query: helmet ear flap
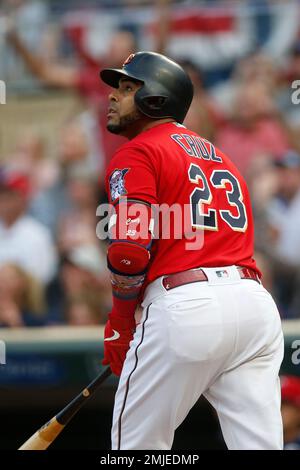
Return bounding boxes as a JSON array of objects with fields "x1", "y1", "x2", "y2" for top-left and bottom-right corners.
[
  {"x1": 142, "y1": 96, "x2": 168, "y2": 111},
  {"x1": 135, "y1": 86, "x2": 170, "y2": 118}
]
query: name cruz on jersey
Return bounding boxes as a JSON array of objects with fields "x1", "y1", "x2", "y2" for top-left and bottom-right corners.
[{"x1": 171, "y1": 134, "x2": 222, "y2": 162}]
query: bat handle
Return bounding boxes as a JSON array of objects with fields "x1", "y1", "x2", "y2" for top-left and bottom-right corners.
[{"x1": 56, "y1": 367, "x2": 112, "y2": 425}]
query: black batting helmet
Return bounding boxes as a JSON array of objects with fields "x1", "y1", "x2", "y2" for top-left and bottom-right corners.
[{"x1": 100, "y1": 51, "x2": 194, "y2": 124}]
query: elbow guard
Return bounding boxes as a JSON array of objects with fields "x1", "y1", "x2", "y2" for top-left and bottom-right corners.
[
  {"x1": 107, "y1": 241, "x2": 150, "y2": 276},
  {"x1": 107, "y1": 200, "x2": 153, "y2": 276}
]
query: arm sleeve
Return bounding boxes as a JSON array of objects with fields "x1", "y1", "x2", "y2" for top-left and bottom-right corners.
[{"x1": 105, "y1": 145, "x2": 157, "y2": 323}]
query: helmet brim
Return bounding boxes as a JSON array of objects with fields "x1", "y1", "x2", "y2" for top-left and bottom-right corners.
[{"x1": 100, "y1": 68, "x2": 144, "y2": 88}]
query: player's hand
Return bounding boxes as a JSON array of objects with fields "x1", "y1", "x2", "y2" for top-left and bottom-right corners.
[{"x1": 102, "y1": 313, "x2": 135, "y2": 376}]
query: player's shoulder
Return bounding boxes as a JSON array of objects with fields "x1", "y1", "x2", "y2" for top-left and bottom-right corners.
[
  {"x1": 108, "y1": 133, "x2": 156, "y2": 169},
  {"x1": 111, "y1": 122, "x2": 185, "y2": 158},
  {"x1": 112, "y1": 138, "x2": 148, "y2": 156}
]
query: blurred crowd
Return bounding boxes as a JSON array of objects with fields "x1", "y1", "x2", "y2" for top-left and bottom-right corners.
[
  {"x1": 1, "y1": 0, "x2": 300, "y2": 326},
  {"x1": 281, "y1": 375, "x2": 300, "y2": 449}
]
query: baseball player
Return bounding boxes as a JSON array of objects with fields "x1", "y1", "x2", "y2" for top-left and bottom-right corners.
[{"x1": 99, "y1": 52, "x2": 284, "y2": 450}]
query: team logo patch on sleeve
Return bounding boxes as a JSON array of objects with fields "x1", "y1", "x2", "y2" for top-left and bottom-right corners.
[{"x1": 109, "y1": 168, "x2": 129, "y2": 201}]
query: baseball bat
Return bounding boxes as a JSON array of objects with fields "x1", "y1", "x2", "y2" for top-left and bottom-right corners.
[{"x1": 18, "y1": 367, "x2": 112, "y2": 450}]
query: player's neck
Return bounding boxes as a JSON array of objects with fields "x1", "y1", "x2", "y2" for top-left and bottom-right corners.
[
  {"x1": 142, "y1": 118, "x2": 175, "y2": 133},
  {"x1": 125, "y1": 118, "x2": 175, "y2": 140}
]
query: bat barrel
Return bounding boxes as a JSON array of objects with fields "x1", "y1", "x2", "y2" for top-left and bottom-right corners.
[{"x1": 18, "y1": 367, "x2": 111, "y2": 450}]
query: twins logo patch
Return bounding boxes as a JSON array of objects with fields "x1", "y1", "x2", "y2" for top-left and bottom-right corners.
[
  {"x1": 109, "y1": 168, "x2": 129, "y2": 201},
  {"x1": 123, "y1": 53, "x2": 135, "y2": 66}
]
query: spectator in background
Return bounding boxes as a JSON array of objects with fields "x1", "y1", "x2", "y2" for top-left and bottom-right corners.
[
  {"x1": 150, "y1": 1, "x2": 299, "y2": 91},
  {"x1": 6, "y1": 25, "x2": 136, "y2": 169},
  {"x1": 0, "y1": 168, "x2": 58, "y2": 284},
  {"x1": 284, "y1": 41, "x2": 300, "y2": 88},
  {"x1": 61, "y1": 244, "x2": 109, "y2": 300},
  {"x1": 0, "y1": 0, "x2": 51, "y2": 88},
  {"x1": 46, "y1": 244, "x2": 110, "y2": 325},
  {"x1": 57, "y1": 173, "x2": 100, "y2": 254},
  {"x1": 57, "y1": 115, "x2": 100, "y2": 179},
  {"x1": 278, "y1": 40, "x2": 300, "y2": 154},
  {"x1": 6, "y1": 127, "x2": 59, "y2": 193},
  {"x1": 267, "y1": 151, "x2": 300, "y2": 266},
  {"x1": 248, "y1": 155, "x2": 279, "y2": 294},
  {"x1": 281, "y1": 375, "x2": 300, "y2": 450},
  {"x1": 262, "y1": 150, "x2": 300, "y2": 318},
  {"x1": 215, "y1": 81, "x2": 290, "y2": 178},
  {"x1": 29, "y1": 115, "x2": 100, "y2": 236},
  {"x1": 150, "y1": 2, "x2": 269, "y2": 77},
  {"x1": 246, "y1": 149, "x2": 300, "y2": 318},
  {"x1": 5, "y1": 0, "x2": 171, "y2": 170},
  {"x1": 211, "y1": 52, "x2": 280, "y2": 115},
  {"x1": 181, "y1": 59, "x2": 224, "y2": 141},
  {"x1": 0, "y1": 263, "x2": 46, "y2": 327},
  {"x1": 65, "y1": 294, "x2": 107, "y2": 326}
]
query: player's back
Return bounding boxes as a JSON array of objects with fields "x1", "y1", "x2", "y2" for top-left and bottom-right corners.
[{"x1": 106, "y1": 122, "x2": 259, "y2": 285}]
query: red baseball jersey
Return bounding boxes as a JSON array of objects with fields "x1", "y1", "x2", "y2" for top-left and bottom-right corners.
[{"x1": 105, "y1": 122, "x2": 260, "y2": 287}]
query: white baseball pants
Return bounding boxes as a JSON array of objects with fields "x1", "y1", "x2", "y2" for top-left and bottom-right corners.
[{"x1": 111, "y1": 265, "x2": 284, "y2": 450}]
